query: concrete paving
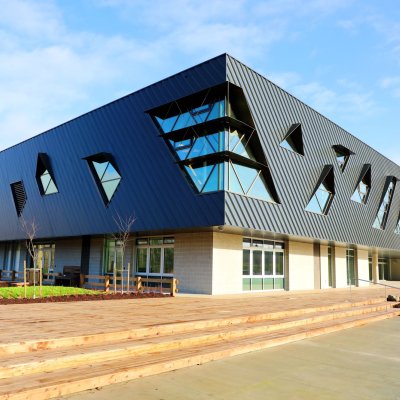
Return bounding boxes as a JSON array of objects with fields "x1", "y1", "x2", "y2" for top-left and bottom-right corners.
[{"x1": 63, "y1": 317, "x2": 400, "y2": 400}]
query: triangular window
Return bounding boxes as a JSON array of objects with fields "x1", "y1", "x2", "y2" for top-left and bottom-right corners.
[
  {"x1": 36, "y1": 153, "x2": 58, "y2": 196},
  {"x1": 305, "y1": 165, "x2": 335, "y2": 215},
  {"x1": 373, "y1": 176, "x2": 396, "y2": 230},
  {"x1": 11, "y1": 181, "x2": 27, "y2": 217},
  {"x1": 332, "y1": 145, "x2": 353, "y2": 172},
  {"x1": 85, "y1": 153, "x2": 122, "y2": 205},
  {"x1": 351, "y1": 164, "x2": 371, "y2": 204},
  {"x1": 280, "y1": 123, "x2": 304, "y2": 155}
]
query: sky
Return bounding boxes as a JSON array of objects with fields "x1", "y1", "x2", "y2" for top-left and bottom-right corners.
[{"x1": 0, "y1": 0, "x2": 400, "y2": 163}]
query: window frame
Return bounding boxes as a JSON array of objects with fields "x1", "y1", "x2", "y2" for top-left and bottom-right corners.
[
  {"x1": 84, "y1": 153, "x2": 122, "y2": 206},
  {"x1": 135, "y1": 236, "x2": 175, "y2": 277}
]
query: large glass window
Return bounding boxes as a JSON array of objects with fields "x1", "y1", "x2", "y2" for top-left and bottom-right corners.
[
  {"x1": 242, "y1": 238, "x2": 285, "y2": 291},
  {"x1": 151, "y1": 83, "x2": 280, "y2": 204},
  {"x1": 135, "y1": 237, "x2": 174, "y2": 276},
  {"x1": 156, "y1": 99, "x2": 225, "y2": 133}
]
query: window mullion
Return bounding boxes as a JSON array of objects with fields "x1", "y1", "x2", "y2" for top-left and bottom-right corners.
[{"x1": 231, "y1": 162, "x2": 246, "y2": 194}]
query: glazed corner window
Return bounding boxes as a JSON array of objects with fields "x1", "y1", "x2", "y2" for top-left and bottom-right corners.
[
  {"x1": 373, "y1": 176, "x2": 396, "y2": 230},
  {"x1": 35, "y1": 153, "x2": 58, "y2": 195},
  {"x1": 305, "y1": 165, "x2": 335, "y2": 215},
  {"x1": 85, "y1": 153, "x2": 121, "y2": 205}
]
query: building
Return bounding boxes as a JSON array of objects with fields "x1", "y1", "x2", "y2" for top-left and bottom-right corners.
[{"x1": 0, "y1": 53, "x2": 399, "y2": 294}]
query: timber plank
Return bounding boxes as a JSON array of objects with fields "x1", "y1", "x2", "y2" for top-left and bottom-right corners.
[
  {"x1": 0, "y1": 302, "x2": 395, "y2": 379},
  {"x1": 0, "y1": 308, "x2": 398, "y2": 400}
]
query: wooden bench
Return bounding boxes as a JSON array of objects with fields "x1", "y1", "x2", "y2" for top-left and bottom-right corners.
[{"x1": 55, "y1": 266, "x2": 81, "y2": 287}]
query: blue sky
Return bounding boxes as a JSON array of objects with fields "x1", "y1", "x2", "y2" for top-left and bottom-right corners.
[{"x1": 0, "y1": 0, "x2": 399, "y2": 163}]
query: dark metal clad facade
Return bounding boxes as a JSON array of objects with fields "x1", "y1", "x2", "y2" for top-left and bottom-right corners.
[
  {"x1": 2, "y1": 53, "x2": 400, "y2": 252},
  {"x1": 0, "y1": 55, "x2": 227, "y2": 241},
  {"x1": 225, "y1": 55, "x2": 400, "y2": 250}
]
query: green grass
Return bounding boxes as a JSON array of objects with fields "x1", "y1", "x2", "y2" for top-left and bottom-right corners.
[{"x1": 0, "y1": 286, "x2": 101, "y2": 299}]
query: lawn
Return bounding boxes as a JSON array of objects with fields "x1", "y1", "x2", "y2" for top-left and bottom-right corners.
[{"x1": 0, "y1": 286, "x2": 101, "y2": 299}]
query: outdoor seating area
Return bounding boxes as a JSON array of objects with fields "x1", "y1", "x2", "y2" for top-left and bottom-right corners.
[{"x1": 54, "y1": 266, "x2": 81, "y2": 287}]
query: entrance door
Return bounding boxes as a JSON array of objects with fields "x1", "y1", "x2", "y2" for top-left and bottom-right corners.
[
  {"x1": 378, "y1": 258, "x2": 389, "y2": 280},
  {"x1": 36, "y1": 244, "x2": 55, "y2": 273}
]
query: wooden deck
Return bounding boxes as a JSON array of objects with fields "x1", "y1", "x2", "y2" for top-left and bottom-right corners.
[
  {"x1": 0, "y1": 286, "x2": 391, "y2": 345},
  {"x1": 0, "y1": 286, "x2": 398, "y2": 399}
]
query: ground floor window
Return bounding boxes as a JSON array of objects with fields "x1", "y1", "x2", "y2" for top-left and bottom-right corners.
[
  {"x1": 327, "y1": 246, "x2": 333, "y2": 287},
  {"x1": 346, "y1": 248, "x2": 355, "y2": 286},
  {"x1": 368, "y1": 257, "x2": 372, "y2": 281},
  {"x1": 242, "y1": 238, "x2": 284, "y2": 291},
  {"x1": 103, "y1": 239, "x2": 123, "y2": 274},
  {"x1": 135, "y1": 237, "x2": 174, "y2": 276}
]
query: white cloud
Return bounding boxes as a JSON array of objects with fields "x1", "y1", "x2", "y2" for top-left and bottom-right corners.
[{"x1": 380, "y1": 76, "x2": 400, "y2": 97}]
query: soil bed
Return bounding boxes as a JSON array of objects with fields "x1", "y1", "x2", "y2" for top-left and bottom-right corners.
[{"x1": 0, "y1": 292, "x2": 168, "y2": 305}]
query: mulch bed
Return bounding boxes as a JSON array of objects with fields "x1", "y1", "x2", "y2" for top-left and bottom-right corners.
[{"x1": 0, "y1": 292, "x2": 168, "y2": 305}]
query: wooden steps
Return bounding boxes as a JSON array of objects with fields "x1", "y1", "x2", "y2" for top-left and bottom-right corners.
[{"x1": 0, "y1": 298, "x2": 398, "y2": 399}]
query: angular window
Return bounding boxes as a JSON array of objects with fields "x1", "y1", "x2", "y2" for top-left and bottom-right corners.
[
  {"x1": 36, "y1": 153, "x2": 58, "y2": 195},
  {"x1": 305, "y1": 165, "x2": 335, "y2": 215},
  {"x1": 351, "y1": 164, "x2": 371, "y2": 204},
  {"x1": 280, "y1": 123, "x2": 304, "y2": 155},
  {"x1": 395, "y1": 214, "x2": 400, "y2": 235},
  {"x1": 373, "y1": 176, "x2": 396, "y2": 230},
  {"x1": 227, "y1": 162, "x2": 275, "y2": 202},
  {"x1": 85, "y1": 153, "x2": 121, "y2": 205},
  {"x1": 332, "y1": 145, "x2": 354, "y2": 172},
  {"x1": 155, "y1": 100, "x2": 225, "y2": 134},
  {"x1": 10, "y1": 181, "x2": 27, "y2": 217},
  {"x1": 149, "y1": 82, "x2": 280, "y2": 204}
]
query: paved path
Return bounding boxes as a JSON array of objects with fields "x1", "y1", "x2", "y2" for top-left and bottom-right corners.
[
  {"x1": 0, "y1": 286, "x2": 391, "y2": 344},
  {"x1": 63, "y1": 317, "x2": 400, "y2": 400}
]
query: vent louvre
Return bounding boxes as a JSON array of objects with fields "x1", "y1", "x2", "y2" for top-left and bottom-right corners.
[{"x1": 11, "y1": 181, "x2": 27, "y2": 217}]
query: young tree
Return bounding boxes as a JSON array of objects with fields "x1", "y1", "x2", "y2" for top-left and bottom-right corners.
[
  {"x1": 112, "y1": 213, "x2": 136, "y2": 293},
  {"x1": 20, "y1": 218, "x2": 41, "y2": 298}
]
